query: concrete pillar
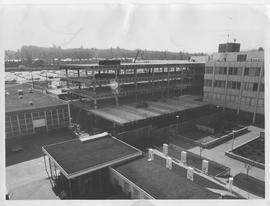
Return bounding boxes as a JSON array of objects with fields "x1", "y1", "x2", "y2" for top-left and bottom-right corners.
[
  {"x1": 202, "y1": 160, "x2": 209, "y2": 175},
  {"x1": 228, "y1": 177, "x2": 233, "y2": 192},
  {"x1": 181, "y1": 151, "x2": 187, "y2": 164},
  {"x1": 148, "y1": 148, "x2": 154, "y2": 161},
  {"x1": 163, "y1": 144, "x2": 168, "y2": 156},
  {"x1": 94, "y1": 99, "x2": 97, "y2": 109},
  {"x1": 187, "y1": 167, "x2": 194, "y2": 181},
  {"x1": 166, "y1": 157, "x2": 172, "y2": 170}
]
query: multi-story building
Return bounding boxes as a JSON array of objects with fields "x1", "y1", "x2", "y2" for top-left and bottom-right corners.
[{"x1": 203, "y1": 43, "x2": 264, "y2": 124}]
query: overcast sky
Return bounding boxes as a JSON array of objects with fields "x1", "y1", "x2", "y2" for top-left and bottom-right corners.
[{"x1": 2, "y1": 4, "x2": 269, "y2": 53}]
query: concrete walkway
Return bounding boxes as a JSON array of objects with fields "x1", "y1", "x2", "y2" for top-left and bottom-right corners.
[
  {"x1": 6, "y1": 157, "x2": 58, "y2": 200},
  {"x1": 188, "y1": 126, "x2": 265, "y2": 182}
]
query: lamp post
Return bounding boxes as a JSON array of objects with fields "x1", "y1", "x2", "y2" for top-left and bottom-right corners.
[
  {"x1": 176, "y1": 115, "x2": 180, "y2": 133},
  {"x1": 231, "y1": 130, "x2": 235, "y2": 151}
]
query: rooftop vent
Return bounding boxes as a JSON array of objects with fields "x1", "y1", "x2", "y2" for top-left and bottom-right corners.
[
  {"x1": 18, "y1": 90, "x2": 23, "y2": 95},
  {"x1": 29, "y1": 101, "x2": 33, "y2": 105},
  {"x1": 5, "y1": 92, "x2": 10, "y2": 95},
  {"x1": 79, "y1": 132, "x2": 109, "y2": 143},
  {"x1": 19, "y1": 95, "x2": 23, "y2": 99}
]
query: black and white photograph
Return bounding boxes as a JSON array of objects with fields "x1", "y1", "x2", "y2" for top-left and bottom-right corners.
[{"x1": 1, "y1": 0, "x2": 269, "y2": 203}]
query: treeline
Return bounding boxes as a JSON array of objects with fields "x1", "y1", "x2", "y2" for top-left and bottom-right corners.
[{"x1": 5, "y1": 45, "x2": 206, "y2": 66}]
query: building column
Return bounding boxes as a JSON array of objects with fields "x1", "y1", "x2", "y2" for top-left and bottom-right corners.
[
  {"x1": 237, "y1": 65, "x2": 246, "y2": 115},
  {"x1": 44, "y1": 111, "x2": 49, "y2": 132},
  {"x1": 16, "y1": 114, "x2": 22, "y2": 136},
  {"x1": 67, "y1": 101, "x2": 72, "y2": 127},
  {"x1": 115, "y1": 69, "x2": 119, "y2": 106},
  {"x1": 253, "y1": 65, "x2": 263, "y2": 124},
  {"x1": 167, "y1": 67, "x2": 170, "y2": 97}
]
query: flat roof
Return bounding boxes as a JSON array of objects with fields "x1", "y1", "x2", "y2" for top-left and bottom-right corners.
[
  {"x1": 60, "y1": 61, "x2": 204, "y2": 70},
  {"x1": 42, "y1": 134, "x2": 142, "y2": 179},
  {"x1": 113, "y1": 157, "x2": 220, "y2": 199},
  {"x1": 72, "y1": 95, "x2": 208, "y2": 125},
  {"x1": 5, "y1": 83, "x2": 67, "y2": 113}
]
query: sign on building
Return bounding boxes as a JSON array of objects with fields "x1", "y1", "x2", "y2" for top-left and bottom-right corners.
[{"x1": 33, "y1": 119, "x2": 46, "y2": 128}]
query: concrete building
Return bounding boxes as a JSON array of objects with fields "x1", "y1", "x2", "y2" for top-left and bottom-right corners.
[
  {"x1": 5, "y1": 83, "x2": 71, "y2": 139},
  {"x1": 203, "y1": 44, "x2": 264, "y2": 124}
]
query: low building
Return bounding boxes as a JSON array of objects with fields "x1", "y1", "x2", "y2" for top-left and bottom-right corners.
[
  {"x1": 5, "y1": 83, "x2": 71, "y2": 139},
  {"x1": 42, "y1": 132, "x2": 142, "y2": 199}
]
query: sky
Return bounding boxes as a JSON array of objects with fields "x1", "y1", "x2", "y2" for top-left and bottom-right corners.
[{"x1": 2, "y1": 4, "x2": 269, "y2": 53}]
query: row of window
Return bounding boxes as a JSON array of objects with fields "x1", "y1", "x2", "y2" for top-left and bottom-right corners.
[
  {"x1": 204, "y1": 92, "x2": 264, "y2": 107},
  {"x1": 204, "y1": 80, "x2": 264, "y2": 92},
  {"x1": 205, "y1": 66, "x2": 262, "y2": 77},
  {"x1": 6, "y1": 107, "x2": 69, "y2": 138}
]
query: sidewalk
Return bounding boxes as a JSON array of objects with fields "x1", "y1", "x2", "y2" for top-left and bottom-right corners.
[
  {"x1": 6, "y1": 157, "x2": 58, "y2": 200},
  {"x1": 188, "y1": 126, "x2": 265, "y2": 181}
]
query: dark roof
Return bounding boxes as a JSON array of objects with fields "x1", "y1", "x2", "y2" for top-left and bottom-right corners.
[
  {"x1": 42, "y1": 135, "x2": 142, "y2": 178},
  {"x1": 5, "y1": 83, "x2": 66, "y2": 112},
  {"x1": 114, "y1": 157, "x2": 220, "y2": 199}
]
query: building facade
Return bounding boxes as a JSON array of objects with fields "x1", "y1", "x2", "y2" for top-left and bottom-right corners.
[
  {"x1": 203, "y1": 49, "x2": 264, "y2": 123},
  {"x1": 6, "y1": 105, "x2": 70, "y2": 139}
]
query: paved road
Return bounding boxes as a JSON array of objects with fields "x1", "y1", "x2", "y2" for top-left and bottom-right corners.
[{"x1": 188, "y1": 126, "x2": 265, "y2": 181}]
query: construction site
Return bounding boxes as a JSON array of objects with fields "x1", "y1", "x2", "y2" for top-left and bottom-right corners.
[{"x1": 5, "y1": 57, "x2": 265, "y2": 200}]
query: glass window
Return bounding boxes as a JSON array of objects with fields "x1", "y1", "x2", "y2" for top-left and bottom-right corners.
[
  {"x1": 244, "y1": 68, "x2": 249, "y2": 76},
  {"x1": 237, "y1": 54, "x2": 247, "y2": 62},
  {"x1": 253, "y1": 83, "x2": 258, "y2": 91}
]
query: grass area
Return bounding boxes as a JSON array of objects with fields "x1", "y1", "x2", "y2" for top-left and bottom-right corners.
[
  {"x1": 179, "y1": 127, "x2": 212, "y2": 141},
  {"x1": 232, "y1": 137, "x2": 264, "y2": 164},
  {"x1": 6, "y1": 129, "x2": 76, "y2": 166},
  {"x1": 233, "y1": 173, "x2": 265, "y2": 198}
]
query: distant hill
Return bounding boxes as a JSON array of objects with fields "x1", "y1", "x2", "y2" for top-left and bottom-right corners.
[{"x1": 5, "y1": 45, "x2": 206, "y2": 66}]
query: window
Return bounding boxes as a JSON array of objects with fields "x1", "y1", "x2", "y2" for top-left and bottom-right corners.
[
  {"x1": 205, "y1": 66, "x2": 213, "y2": 74},
  {"x1": 215, "y1": 67, "x2": 227, "y2": 75},
  {"x1": 244, "y1": 68, "x2": 249, "y2": 76},
  {"x1": 204, "y1": 79, "x2": 212, "y2": 87},
  {"x1": 227, "y1": 81, "x2": 241, "y2": 90},
  {"x1": 237, "y1": 54, "x2": 247, "y2": 62},
  {"x1": 260, "y1": 83, "x2": 264, "y2": 92},
  {"x1": 253, "y1": 83, "x2": 258, "y2": 91},
  {"x1": 214, "y1": 80, "x2": 226, "y2": 88},
  {"x1": 229, "y1": 67, "x2": 242, "y2": 75},
  {"x1": 244, "y1": 67, "x2": 260, "y2": 76}
]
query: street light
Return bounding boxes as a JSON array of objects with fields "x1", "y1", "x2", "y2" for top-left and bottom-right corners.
[
  {"x1": 231, "y1": 130, "x2": 235, "y2": 151},
  {"x1": 176, "y1": 115, "x2": 180, "y2": 133}
]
